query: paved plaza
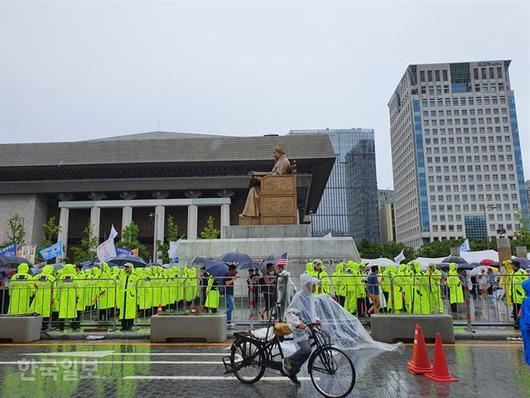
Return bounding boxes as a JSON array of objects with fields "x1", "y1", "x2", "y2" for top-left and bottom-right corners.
[{"x1": 0, "y1": 340, "x2": 528, "y2": 398}]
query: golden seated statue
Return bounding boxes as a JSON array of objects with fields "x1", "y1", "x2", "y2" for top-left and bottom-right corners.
[{"x1": 239, "y1": 144, "x2": 297, "y2": 226}]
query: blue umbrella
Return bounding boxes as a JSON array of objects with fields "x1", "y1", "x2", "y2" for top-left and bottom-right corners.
[
  {"x1": 218, "y1": 252, "x2": 255, "y2": 269},
  {"x1": 108, "y1": 255, "x2": 147, "y2": 268},
  {"x1": 191, "y1": 256, "x2": 229, "y2": 277}
]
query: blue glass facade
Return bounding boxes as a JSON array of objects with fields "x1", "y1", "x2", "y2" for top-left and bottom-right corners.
[
  {"x1": 412, "y1": 100, "x2": 430, "y2": 232},
  {"x1": 289, "y1": 129, "x2": 380, "y2": 241},
  {"x1": 508, "y1": 95, "x2": 529, "y2": 215},
  {"x1": 464, "y1": 215, "x2": 487, "y2": 239}
]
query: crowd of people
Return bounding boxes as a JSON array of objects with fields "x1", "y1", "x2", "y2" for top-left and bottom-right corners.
[
  {"x1": 247, "y1": 258, "x2": 529, "y2": 330},
  {"x1": 1, "y1": 256, "x2": 528, "y2": 332}
]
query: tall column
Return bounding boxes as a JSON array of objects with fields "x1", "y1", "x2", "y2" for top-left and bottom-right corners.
[
  {"x1": 57, "y1": 207, "x2": 69, "y2": 263},
  {"x1": 154, "y1": 205, "x2": 165, "y2": 263},
  {"x1": 122, "y1": 206, "x2": 133, "y2": 233},
  {"x1": 90, "y1": 206, "x2": 101, "y2": 242},
  {"x1": 220, "y1": 204, "x2": 230, "y2": 239},
  {"x1": 187, "y1": 205, "x2": 198, "y2": 240}
]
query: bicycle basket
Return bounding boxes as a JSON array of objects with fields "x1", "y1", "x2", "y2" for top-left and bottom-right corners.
[{"x1": 273, "y1": 322, "x2": 292, "y2": 337}]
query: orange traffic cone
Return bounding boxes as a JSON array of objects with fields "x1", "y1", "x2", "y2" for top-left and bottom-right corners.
[
  {"x1": 425, "y1": 332, "x2": 458, "y2": 382},
  {"x1": 407, "y1": 324, "x2": 433, "y2": 374}
]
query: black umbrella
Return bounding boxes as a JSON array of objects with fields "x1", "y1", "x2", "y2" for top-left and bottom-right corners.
[
  {"x1": 107, "y1": 255, "x2": 147, "y2": 268},
  {"x1": 218, "y1": 252, "x2": 254, "y2": 268},
  {"x1": 260, "y1": 254, "x2": 280, "y2": 271},
  {"x1": 441, "y1": 256, "x2": 468, "y2": 264},
  {"x1": 0, "y1": 255, "x2": 32, "y2": 267}
]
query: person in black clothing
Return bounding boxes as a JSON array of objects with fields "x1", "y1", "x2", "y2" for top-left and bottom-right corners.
[
  {"x1": 261, "y1": 263, "x2": 277, "y2": 320},
  {"x1": 247, "y1": 268, "x2": 260, "y2": 320}
]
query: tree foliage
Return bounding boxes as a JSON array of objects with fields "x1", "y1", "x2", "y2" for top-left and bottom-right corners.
[
  {"x1": 155, "y1": 215, "x2": 185, "y2": 264},
  {"x1": 36, "y1": 216, "x2": 62, "y2": 262},
  {"x1": 116, "y1": 222, "x2": 149, "y2": 260},
  {"x1": 513, "y1": 210, "x2": 530, "y2": 251},
  {"x1": 70, "y1": 221, "x2": 98, "y2": 264},
  {"x1": 1, "y1": 214, "x2": 26, "y2": 247},
  {"x1": 200, "y1": 216, "x2": 220, "y2": 240},
  {"x1": 356, "y1": 239, "x2": 415, "y2": 263}
]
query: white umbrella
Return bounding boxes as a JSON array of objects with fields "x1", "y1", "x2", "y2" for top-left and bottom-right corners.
[
  {"x1": 362, "y1": 258, "x2": 396, "y2": 267},
  {"x1": 469, "y1": 265, "x2": 489, "y2": 277}
]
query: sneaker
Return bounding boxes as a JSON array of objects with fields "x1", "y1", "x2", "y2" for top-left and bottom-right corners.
[
  {"x1": 282, "y1": 358, "x2": 292, "y2": 376},
  {"x1": 227, "y1": 322, "x2": 236, "y2": 329},
  {"x1": 282, "y1": 360, "x2": 301, "y2": 387}
]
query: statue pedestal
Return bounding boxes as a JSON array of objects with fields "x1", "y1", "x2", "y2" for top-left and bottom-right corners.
[{"x1": 224, "y1": 225, "x2": 310, "y2": 239}]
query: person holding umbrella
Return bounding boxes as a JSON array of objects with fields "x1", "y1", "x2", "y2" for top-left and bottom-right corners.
[{"x1": 224, "y1": 264, "x2": 238, "y2": 328}]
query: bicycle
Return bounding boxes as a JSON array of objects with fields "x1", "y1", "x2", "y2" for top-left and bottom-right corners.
[{"x1": 223, "y1": 322, "x2": 356, "y2": 398}]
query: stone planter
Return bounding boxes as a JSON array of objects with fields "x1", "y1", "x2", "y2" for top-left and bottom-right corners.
[
  {"x1": 0, "y1": 315, "x2": 42, "y2": 343},
  {"x1": 151, "y1": 313, "x2": 227, "y2": 343},
  {"x1": 370, "y1": 314, "x2": 454, "y2": 343}
]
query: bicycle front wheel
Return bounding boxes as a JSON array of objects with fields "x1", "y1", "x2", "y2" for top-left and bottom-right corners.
[{"x1": 308, "y1": 347, "x2": 355, "y2": 398}]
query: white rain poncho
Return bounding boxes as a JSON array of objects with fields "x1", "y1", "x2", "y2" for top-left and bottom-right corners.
[
  {"x1": 278, "y1": 274, "x2": 402, "y2": 375},
  {"x1": 285, "y1": 274, "x2": 321, "y2": 342}
]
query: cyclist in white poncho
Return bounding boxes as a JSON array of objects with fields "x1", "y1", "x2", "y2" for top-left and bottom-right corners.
[{"x1": 282, "y1": 273, "x2": 321, "y2": 385}]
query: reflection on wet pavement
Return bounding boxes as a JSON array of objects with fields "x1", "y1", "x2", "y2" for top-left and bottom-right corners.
[{"x1": 0, "y1": 341, "x2": 528, "y2": 397}]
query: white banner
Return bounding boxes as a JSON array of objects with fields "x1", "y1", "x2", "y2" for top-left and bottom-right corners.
[
  {"x1": 96, "y1": 238, "x2": 117, "y2": 262},
  {"x1": 17, "y1": 245, "x2": 37, "y2": 263}
]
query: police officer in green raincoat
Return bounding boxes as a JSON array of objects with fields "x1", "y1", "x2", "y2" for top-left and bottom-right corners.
[
  {"x1": 8, "y1": 263, "x2": 34, "y2": 315},
  {"x1": 56, "y1": 264, "x2": 81, "y2": 330},
  {"x1": 447, "y1": 263, "x2": 464, "y2": 313},
  {"x1": 30, "y1": 264, "x2": 55, "y2": 329},
  {"x1": 119, "y1": 263, "x2": 138, "y2": 331},
  {"x1": 332, "y1": 262, "x2": 346, "y2": 307}
]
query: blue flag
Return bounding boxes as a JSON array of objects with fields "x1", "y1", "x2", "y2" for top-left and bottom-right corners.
[
  {"x1": 40, "y1": 242, "x2": 64, "y2": 261},
  {"x1": 460, "y1": 239, "x2": 470, "y2": 253},
  {"x1": 116, "y1": 247, "x2": 133, "y2": 256},
  {"x1": 0, "y1": 243, "x2": 17, "y2": 257}
]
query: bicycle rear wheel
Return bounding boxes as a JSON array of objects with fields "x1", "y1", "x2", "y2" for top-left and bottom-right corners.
[
  {"x1": 230, "y1": 338, "x2": 266, "y2": 384},
  {"x1": 308, "y1": 347, "x2": 355, "y2": 398}
]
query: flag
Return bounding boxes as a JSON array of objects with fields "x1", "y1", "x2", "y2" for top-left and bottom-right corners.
[
  {"x1": 276, "y1": 252, "x2": 288, "y2": 267},
  {"x1": 167, "y1": 241, "x2": 178, "y2": 259},
  {"x1": 0, "y1": 243, "x2": 17, "y2": 257},
  {"x1": 17, "y1": 245, "x2": 37, "y2": 263},
  {"x1": 460, "y1": 239, "x2": 470, "y2": 253},
  {"x1": 394, "y1": 250, "x2": 405, "y2": 264},
  {"x1": 109, "y1": 225, "x2": 119, "y2": 240},
  {"x1": 40, "y1": 242, "x2": 64, "y2": 261},
  {"x1": 116, "y1": 247, "x2": 132, "y2": 256},
  {"x1": 96, "y1": 238, "x2": 116, "y2": 262},
  {"x1": 323, "y1": 232, "x2": 333, "y2": 238}
]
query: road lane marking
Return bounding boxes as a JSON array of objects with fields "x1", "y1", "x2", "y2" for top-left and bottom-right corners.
[
  {"x1": 124, "y1": 376, "x2": 316, "y2": 381},
  {"x1": 0, "y1": 360, "x2": 224, "y2": 365},
  {"x1": 23, "y1": 351, "x2": 116, "y2": 358},
  {"x1": 22, "y1": 352, "x2": 229, "y2": 357}
]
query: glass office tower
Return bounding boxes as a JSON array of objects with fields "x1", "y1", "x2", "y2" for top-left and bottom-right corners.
[{"x1": 289, "y1": 129, "x2": 380, "y2": 242}]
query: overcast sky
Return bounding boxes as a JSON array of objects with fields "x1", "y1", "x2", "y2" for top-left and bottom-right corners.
[{"x1": 1, "y1": 0, "x2": 529, "y2": 189}]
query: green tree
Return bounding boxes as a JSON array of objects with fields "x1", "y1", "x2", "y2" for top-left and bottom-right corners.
[
  {"x1": 416, "y1": 238, "x2": 464, "y2": 258},
  {"x1": 1, "y1": 214, "x2": 26, "y2": 247},
  {"x1": 356, "y1": 239, "x2": 415, "y2": 263},
  {"x1": 155, "y1": 215, "x2": 184, "y2": 264},
  {"x1": 513, "y1": 210, "x2": 530, "y2": 252},
  {"x1": 200, "y1": 216, "x2": 220, "y2": 239},
  {"x1": 70, "y1": 221, "x2": 98, "y2": 264},
  {"x1": 116, "y1": 222, "x2": 149, "y2": 260},
  {"x1": 36, "y1": 216, "x2": 62, "y2": 262}
]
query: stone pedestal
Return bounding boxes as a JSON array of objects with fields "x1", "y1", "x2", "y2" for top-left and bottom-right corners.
[
  {"x1": 497, "y1": 238, "x2": 512, "y2": 265},
  {"x1": 224, "y1": 225, "x2": 310, "y2": 239},
  {"x1": 516, "y1": 246, "x2": 528, "y2": 259}
]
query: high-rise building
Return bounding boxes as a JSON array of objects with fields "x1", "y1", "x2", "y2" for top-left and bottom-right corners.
[
  {"x1": 289, "y1": 129, "x2": 380, "y2": 242},
  {"x1": 378, "y1": 190, "x2": 396, "y2": 243},
  {"x1": 389, "y1": 61, "x2": 528, "y2": 248},
  {"x1": 526, "y1": 180, "x2": 530, "y2": 214}
]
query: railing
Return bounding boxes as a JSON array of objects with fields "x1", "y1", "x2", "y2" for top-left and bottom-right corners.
[{"x1": 0, "y1": 271, "x2": 526, "y2": 331}]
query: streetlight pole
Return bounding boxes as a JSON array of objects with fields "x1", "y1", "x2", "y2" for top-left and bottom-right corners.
[{"x1": 482, "y1": 204, "x2": 500, "y2": 250}]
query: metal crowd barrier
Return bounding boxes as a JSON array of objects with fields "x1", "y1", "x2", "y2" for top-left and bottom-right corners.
[{"x1": 0, "y1": 270, "x2": 526, "y2": 331}]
